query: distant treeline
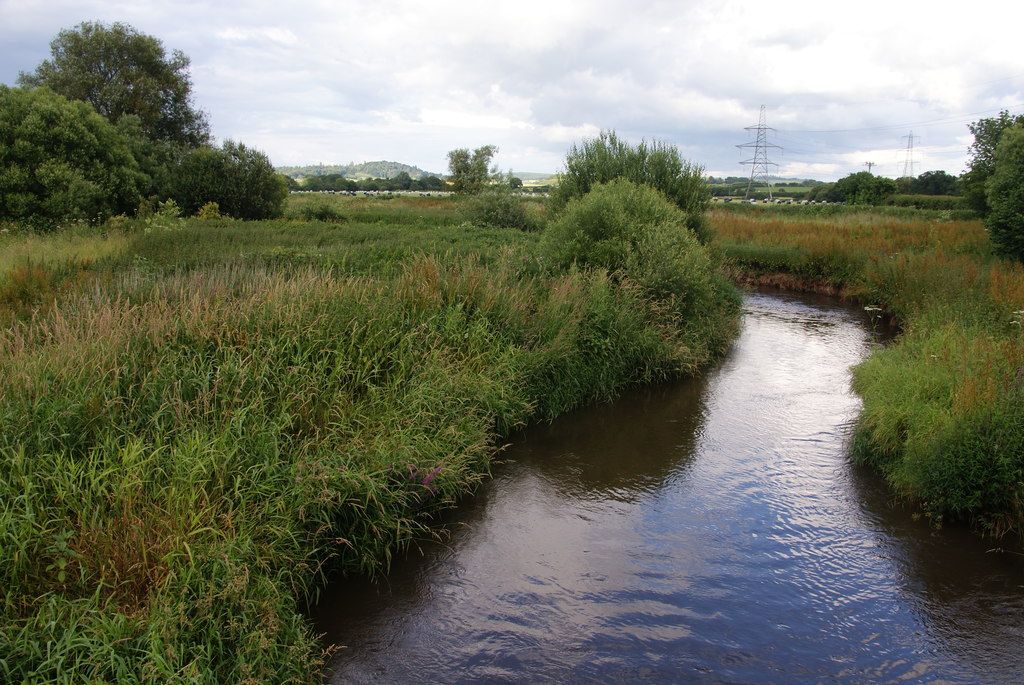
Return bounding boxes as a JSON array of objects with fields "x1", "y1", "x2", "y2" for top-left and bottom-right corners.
[
  {"x1": 277, "y1": 160, "x2": 439, "y2": 180},
  {"x1": 296, "y1": 171, "x2": 446, "y2": 192}
]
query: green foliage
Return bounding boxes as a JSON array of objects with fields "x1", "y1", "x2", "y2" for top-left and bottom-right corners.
[
  {"x1": 171, "y1": 140, "x2": 288, "y2": 219},
  {"x1": 0, "y1": 197, "x2": 739, "y2": 680},
  {"x1": 540, "y1": 179, "x2": 729, "y2": 321},
  {"x1": 714, "y1": 207, "x2": 1024, "y2": 534},
  {"x1": 279, "y1": 160, "x2": 437, "y2": 181},
  {"x1": 548, "y1": 130, "x2": 710, "y2": 241},
  {"x1": 18, "y1": 21, "x2": 210, "y2": 147},
  {"x1": 447, "y1": 145, "x2": 498, "y2": 195},
  {"x1": 831, "y1": 171, "x2": 899, "y2": 205},
  {"x1": 910, "y1": 170, "x2": 960, "y2": 196},
  {"x1": 461, "y1": 182, "x2": 539, "y2": 231},
  {"x1": 852, "y1": 321, "x2": 1024, "y2": 529},
  {"x1": 298, "y1": 200, "x2": 346, "y2": 223},
  {"x1": 194, "y1": 201, "x2": 223, "y2": 220},
  {"x1": 985, "y1": 125, "x2": 1024, "y2": 261},
  {"x1": 962, "y1": 110, "x2": 1024, "y2": 214},
  {"x1": 0, "y1": 86, "x2": 145, "y2": 226},
  {"x1": 884, "y1": 194, "x2": 966, "y2": 211}
]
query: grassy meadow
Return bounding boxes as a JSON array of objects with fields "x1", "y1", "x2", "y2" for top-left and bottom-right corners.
[
  {"x1": 712, "y1": 207, "x2": 1024, "y2": 535},
  {"x1": 0, "y1": 193, "x2": 738, "y2": 682}
]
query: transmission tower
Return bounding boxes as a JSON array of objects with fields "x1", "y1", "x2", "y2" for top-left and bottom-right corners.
[
  {"x1": 864, "y1": 161, "x2": 876, "y2": 174},
  {"x1": 900, "y1": 131, "x2": 919, "y2": 178},
  {"x1": 737, "y1": 105, "x2": 782, "y2": 199}
]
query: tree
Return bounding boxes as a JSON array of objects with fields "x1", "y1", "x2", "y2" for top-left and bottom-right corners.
[
  {"x1": 962, "y1": 110, "x2": 1024, "y2": 214},
  {"x1": 18, "y1": 21, "x2": 210, "y2": 148},
  {"x1": 549, "y1": 130, "x2": 710, "y2": 241},
  {"x1": 0, "y1": 85, "x2": 144, "y2": 225},
  {"x1": 912, "y1": 170, "x2": 959, "y2": 196},
  {"x1": 831, "y1": 171, "x2": 897, "y2": 205},
  {"x1": 447, "y1": 145, "x2": 497, "y2": 194},
  {"x1": 171, "y1": 140, "x2": 288, "y2": 219},
  {"x1": 540, "y1": 178, "x2": 716, "y2": 315},
  {"x1": 985, "y1": 125, "x2": 1024, "y2": 261},
  {"x1": 388, "y1": 171, "x2": 413, "y2": 191}
]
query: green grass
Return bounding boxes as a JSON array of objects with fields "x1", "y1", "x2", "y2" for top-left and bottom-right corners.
[
  {"x1": 713, "y1": 208, "x2": 1024, "y2": 535},
  {"x1": 0, "y1": 193, "x2": 739, "y2": 683}
]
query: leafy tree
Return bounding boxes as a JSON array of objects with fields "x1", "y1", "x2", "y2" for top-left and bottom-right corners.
[
  {"x1": 540, "y1": 179, "x2": 716, "y2": 314},
  {"x1": 962, "y1": 110, "x2": 1024, "y2": 214},
  {"x1": 413, "y1": 175, "x2": 445, "y2": 191},
  {"x1": 0, "y1": 85, "x2": 144, "y2": 225},
  {"x1": 985, "y1": 125, "x2": 1024, "y2": 261},
  {"x1": 389, "y1": 171, "x2": 413, "y2": 191},
  {"x1": 18, "y1": 21, "x2": 210, "y2": 148},
  {"x1": 447, "y1": 145, "x2": 497, "y2": 194},
  {"x1": 171, "y1": 140, "x2": 288, "y2": 219},
  {"x1": 549, "y1": 130, "x2": 710, "y2": 242},
  {"x1": 912, "y1": 170, "x2": 959, "y2": 196},
  {"x1": 831, "y1": 171, "x2": 897, "y2": 205}
]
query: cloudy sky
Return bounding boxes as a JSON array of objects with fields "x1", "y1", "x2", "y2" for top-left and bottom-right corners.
[{"x1": 2, "y1": 0, "x2": 1022, "y2": 181}]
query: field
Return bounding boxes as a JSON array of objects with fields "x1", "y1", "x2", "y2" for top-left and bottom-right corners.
[
  {"x1": 3, "y1": 194, "x2": 1021, "y2": 682},
  {"x1": 712, "y1": 207, "x2": 1024, "y2": 535},
  {"x1": 0, "y1": 194, "x2": 737, "y2": 682}
]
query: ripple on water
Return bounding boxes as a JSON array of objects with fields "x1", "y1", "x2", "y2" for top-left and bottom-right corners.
[{"x1": 318, "y1": 292, "x2": 1024, "y2": 685}]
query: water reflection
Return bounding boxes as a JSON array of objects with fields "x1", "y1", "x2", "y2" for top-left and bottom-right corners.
[{"x1": 314, "y1": 290, "x2": 1024, "y2": 684}]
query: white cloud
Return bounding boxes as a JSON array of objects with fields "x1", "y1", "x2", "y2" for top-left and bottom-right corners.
[{"x1": 2, "y1": 0, "x2": 1021, "y2": 178}]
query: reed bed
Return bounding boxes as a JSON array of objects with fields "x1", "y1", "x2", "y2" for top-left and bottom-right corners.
[
  {"x1": 1, "y1": 198, "x2": 737, "y2": 682},
  {"x1": 712, "y1": 207, "x2": 1024, "y2": 536}
]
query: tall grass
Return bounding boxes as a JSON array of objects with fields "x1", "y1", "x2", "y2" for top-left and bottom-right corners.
[
  {"x1": 713, "y1": 207, "x2": 1024, "y2": 535},
  {"x1": 1, "y1": 195, "x2": 737, "y2": 682}
]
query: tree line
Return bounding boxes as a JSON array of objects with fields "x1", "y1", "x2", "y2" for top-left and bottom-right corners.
[
  {"x1": 1, "y1": 21, "x2": 288, "y2": 227},
  {"x1": 299, "y1": 171, "x2": 446, "y2": 193}
]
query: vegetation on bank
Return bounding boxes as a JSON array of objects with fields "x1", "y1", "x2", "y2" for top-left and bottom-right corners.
[
  {"x1": 1, "y1": 180, "x2": 738, "y2": 682},
  {"x1": 713, "y1": 206, "x2": 1024, "y2": 535}
]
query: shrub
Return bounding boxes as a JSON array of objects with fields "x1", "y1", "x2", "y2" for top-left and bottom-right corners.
[
  {"x1": 549, "y1": 130, "x2": 710, "y2": 241},
  {"x1": 540, "y1": 179, "x2": 719, "y2": 317},
  {"x1": 461, "y1": 184, "x2": 539, "y2": 231},
  {"x1": 298, "y1": 200, "x2": 345, "y2": 223},
  {"x1": 0, "y1": 86, "x2": 145, "y2": 226},
  {"x1": 195, "y1": 201, "x2": 223, "y2": 220},
  {"x1": 171, "y1": 140, "x2": 288, "y2": 220}
]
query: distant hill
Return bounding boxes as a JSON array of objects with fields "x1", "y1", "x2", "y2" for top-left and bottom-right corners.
[
  {"x1": 277, "y1": 162, "x2": 556, "y2": 182},
  {"x1": 276, "y1": 161, "x2": 441, "y2": 180}
]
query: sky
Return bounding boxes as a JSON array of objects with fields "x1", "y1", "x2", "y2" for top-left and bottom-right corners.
[{"x1": 2, "y1": 0, "x2": 1023, "y2": 182}]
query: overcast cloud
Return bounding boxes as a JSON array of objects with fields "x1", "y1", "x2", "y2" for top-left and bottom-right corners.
[{"x1": 2, "y1": 0, "x2": 1022, "y2": 180}]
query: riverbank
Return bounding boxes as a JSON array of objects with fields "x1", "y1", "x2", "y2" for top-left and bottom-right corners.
[
  {"x1": 0, "y1": 195, "x2": 739, "y2": 682},
  {"x1": 712, "y1": 207, "x2": 1024, "y2": 536}
]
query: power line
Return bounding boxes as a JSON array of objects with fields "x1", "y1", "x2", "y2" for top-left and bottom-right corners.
[
  {"x1": 737, "y1": 105, "x2": 782, "y2": 199},
  {"x1": 899, "y1": 131, "x2": 920, "y2": 178},
  {"x1": 777, "y1": 103, "x2": 1024, "y2": 135}
]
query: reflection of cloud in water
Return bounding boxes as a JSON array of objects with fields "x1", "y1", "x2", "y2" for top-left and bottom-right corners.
[{"x1": 316, "y1": 291, "x2": 1024, "y2": 684}]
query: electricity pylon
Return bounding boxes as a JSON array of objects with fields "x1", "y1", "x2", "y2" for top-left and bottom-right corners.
[
  {"x1": 900, "y1": 131, "x2": 919, "y2": 178},
  {"x1": 737, "y1": 105, "x2": 782, "y2": 200}
]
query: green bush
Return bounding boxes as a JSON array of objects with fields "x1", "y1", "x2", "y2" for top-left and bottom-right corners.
[
  {"x1": 461, "y1": 184, "x2": 539, "y2": 231},
  {"x1": 549, "y1": 130, "x2": 710, "y2": 242},
  {"x1": 298, "y1": 200, "x2": 346, "y2": 223},
  {"x1": 885, "y1": 194, "x2": 966, "y2": 211},
  {"x1": 171, "y1": 140, "x2": 288, "y2": 220},
  {"x1": 0, "y1": 86, "x2": 145, "y2": 226},
  {"x1": 540, "y1": 179, "x2": 721, "y2": 318}
]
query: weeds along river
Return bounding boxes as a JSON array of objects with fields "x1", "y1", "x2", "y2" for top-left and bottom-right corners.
[{"x1": 313, "y1": 290, "x2": 1024, "y2": 684}]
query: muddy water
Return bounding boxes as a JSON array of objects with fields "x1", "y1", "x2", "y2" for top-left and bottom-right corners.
[{"x1": 314, "y1": 291, "x2": 1024, "y2": 684}]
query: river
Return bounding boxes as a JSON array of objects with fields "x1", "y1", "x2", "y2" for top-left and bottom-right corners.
[{"x1": 313, "y1": 290, "x2": 1024, "y2": 684}]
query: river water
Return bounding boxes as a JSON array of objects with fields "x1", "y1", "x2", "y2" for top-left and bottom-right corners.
[{"x1": 314, "y1": 291, "x2": 1024, "y2": 684}]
